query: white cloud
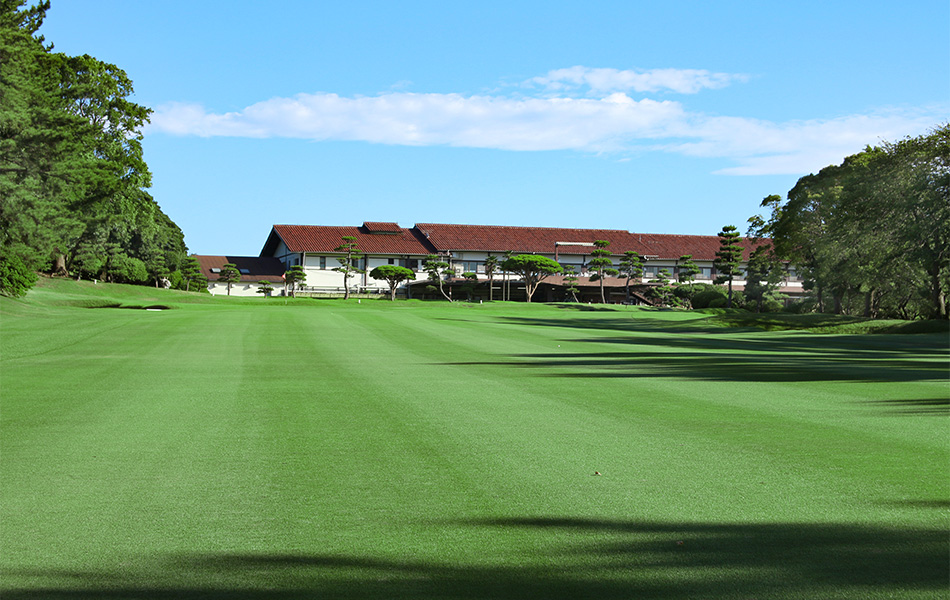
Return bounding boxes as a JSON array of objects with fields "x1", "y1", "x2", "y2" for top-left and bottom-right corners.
[
  {"x1": 147, "y1": 67, "x2": 945, "y2": 176},
  {"x1": 527, "y1": 66, "x2": 748, "y2": 95},
  {"x1": 150, "y1": 92, "x2": 687, "y2": 152},
  {"x1": 667, "y1": 112, "x2": 941, "y2": 175}
]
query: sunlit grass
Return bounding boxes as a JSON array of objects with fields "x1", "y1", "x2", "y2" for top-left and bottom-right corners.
[{"x1": 1, "y1": 279, "x2": 947, "y2": 599}]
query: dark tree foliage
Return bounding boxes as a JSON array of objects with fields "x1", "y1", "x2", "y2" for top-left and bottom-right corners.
[
  {"x1": 743, "y1": 245, "x2": 784, "y2": 313},
  {"x1": 752, "y1": 125, "x2": 948, "y2": 319},
  {"x1": 0, "y1": 253, "x2": 37, "y2": 297},
  {"x1": 333, "y1": 236, "x2": 362, "y2": 300},
  {"x1": 501, "y1": 254, "x2": 562, "y2": 303},
  {"x1": 284, "y1": 265, "x2": 306, "y2": 298},
  {"x1": 562, "y1": 264, "x2": 580, "y2": 302},
  {"x1": 483, "y1": 254, "x2": 498, "y2": 301},
  {"x1": 650, "y1": 268, "x2": 678, "y2": 307},
  {"x1": 713, "y1": 225, "x2": 743, "y2": 308},
  {"x1": 255, "y1": 280, "x2": 274, "y2": 296},
  {"x1": 587, "y1": 240, "x2": 618, "y2": 304},
  {"x1": 0, "y1": 1, "x2": 186, "y2": 293},
  {"x1": 369, "y1": 264, "x2": 415, "y2": 301},
  {"x1": 180, "y1": 255, "x2": 202, "y2": 292},
  {"x1": 423, "y1": 255, "x2": 452, "y2": 301},
  {"x1": 217, "y1": 263, "x2": 241, "y2": 296},
  {"x1": 618, "y1": 251, "x2": 643, "y2": 303},
  {"x1": 460, "y1": 271, "x2": 478, "y2": 301}
]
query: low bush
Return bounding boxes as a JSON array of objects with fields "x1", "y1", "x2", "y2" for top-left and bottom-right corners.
[{"x1": 0, "y1": 255, "x2": 38, "y2": 298}]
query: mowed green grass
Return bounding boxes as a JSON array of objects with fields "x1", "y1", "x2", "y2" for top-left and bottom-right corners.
[{"x1": 2, "y1": 279, "x2": 948, "y2": 599}]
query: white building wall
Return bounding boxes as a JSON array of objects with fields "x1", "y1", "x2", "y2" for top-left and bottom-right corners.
[
  {"x1": 289, "y1": 253, "x2": 430, "y2": 293},
  {"x1": 208, "y1": 281, "x2": 279, "y2": 297}
]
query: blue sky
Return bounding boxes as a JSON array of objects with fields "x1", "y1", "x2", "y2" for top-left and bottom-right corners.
[{"x1": 40, "y1": 0, "x2": 948, "y2": 255}]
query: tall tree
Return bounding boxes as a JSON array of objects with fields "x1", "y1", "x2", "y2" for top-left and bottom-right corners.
[
  {"x1": 713, "y1": 225, "x2": 743, "y2": 308},
  {"x1": 423, "y1": 255, "x2": 452, "y2": 301},
  {"x1": 369, "y1": 264, "x2": 415, "y2": 301},
  {"x1": 461, "y1": 271, "x2": 478, "y2": 301},
  {"x1": 677, "y1": 254, "x2": 700, "y2": 287},
  {"x1": 284, "y1": 265, "x2": 306, "y2": 298},
  {"x1": 333, "y1": 236, "x2": 362, "y2": 300},
  {"x1": 753, "y1": 126, "x2": 948, "y2": 319},
  {"x1": 180, "y1": 255, "x2": 201, "y2": 292},
  {"x1": 483, "y1": 254, "x2": 498, "y2": 302},
  {"x1": 501, "y1": 254, "x2": 562, "y2": 303},
  {"x1": 0, "y1": 1, "x2": 186, "y2": 291},
  {"x1": 562, "y1": 264, "x2": 580, "y2": 302},
  {"x1": 217, "y1": 263, "x2": 241, "y2": 296},
  {"x1": 743, "y1": 245, "x2": 783, "y2": 312},
  {"x1": 587, "y1": 240, "x2": 617, "y2": 304},
  {"x1": 875, "y1": 126, "x2": 949, "y2": 319},
  {"x1": 650, "y1": 268, "x2": 676, "y2": 306},
  {"x1": 618, "y1": 250, "x2": 643, "y2": 303}
]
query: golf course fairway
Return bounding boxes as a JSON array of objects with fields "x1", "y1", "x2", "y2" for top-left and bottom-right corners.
[{"x1": 1, "y1": 279, "x2": 947, "y2": 599}]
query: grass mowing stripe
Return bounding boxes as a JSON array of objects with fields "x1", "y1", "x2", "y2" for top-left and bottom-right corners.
[{"x1": 1, "y1": 281, "x2": 947, "y2": 599}]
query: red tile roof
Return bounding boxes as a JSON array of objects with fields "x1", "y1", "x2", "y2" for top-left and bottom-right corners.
[
  {"x1": 414, "y1": 223, "x2": 640, "y2": 255},
  {"x1": 264, "y1": 224, "x2": 435, "y2": 256},
  {"x1": 195, "y1": 255, "x2": 286, "y2": 283},
  {"x1": 631, "y1": 233, "x2": 760, "y2": 261},
  {"x1": 362, "y1": 221, "x2": 402, "y2": 233},
  {"x1": 413, "y1": 223, "x2": 761, "y2": 260}
]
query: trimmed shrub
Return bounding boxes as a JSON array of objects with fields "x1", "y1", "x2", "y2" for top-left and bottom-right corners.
[
  {"x1": 0, "y1": 255, "x2": 38, "y2": 298},
  {"x1": 691, "y1": 288, "x2": 726, "y2": 309},
  {"x1": 111, "y1": 255, "x2": 149, "y2": 284}
]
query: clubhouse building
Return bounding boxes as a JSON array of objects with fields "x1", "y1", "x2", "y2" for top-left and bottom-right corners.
[{"x1": 197, "y1": 221, "x2": 804, "y2": 302}]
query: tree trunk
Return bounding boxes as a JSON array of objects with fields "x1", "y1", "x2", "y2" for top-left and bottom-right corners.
[
  {"x1": 53, "y1": 254, "x2": 68, "y2": 276},
  {"x1": 863, "y1": 289, "x2": 876, "y2": 318},
  {"x1": 599, "y1": 277, "x2": 606, "y2": 304},
  {"x1": 929, "y1": 266, "x2": 947, "y2": 319},
  {"x1": 488, "y1": 275, "x2": 493, "y2": 301},
  {"x1": 726, "y1": 278, "x2": 733, "y2": 308},
  {"x1": 438, "y1": 279, "x2": 452, "y2": 302}
]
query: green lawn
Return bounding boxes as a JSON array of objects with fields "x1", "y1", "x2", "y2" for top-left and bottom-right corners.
[{"x1": 2, "y1": 279, "x2": 948, "y2": 599}]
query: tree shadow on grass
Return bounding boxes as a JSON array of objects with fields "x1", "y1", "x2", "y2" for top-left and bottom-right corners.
[
  {"x1": 440, "y1": 314, "x2": 948, "y2": 384},
  {"x1": 867, "y1": 398, "x2": 950, "y2": 415},
  {"x1": 3, "y1": 519, "x2": 946, "y2": 599},
  {"x1": 446, "y1": 347, "x2": 947, "y2": 383}
]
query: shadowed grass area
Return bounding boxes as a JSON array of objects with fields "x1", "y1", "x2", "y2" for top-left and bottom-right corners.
[
  {"x1": 2, "y1": 279, "x2": 947, "y2": 599},
  {"x1": 2, "y1": 519, "x2": 946, "y2": 599}
]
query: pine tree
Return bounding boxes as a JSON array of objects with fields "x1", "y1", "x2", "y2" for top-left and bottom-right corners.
[
  {"x1": 713, "y1": 225, "x2": 743, "y2": 308},
  {"x1": 217, "y1": 263, "x2": 241, "y2": 296},
  {"x1": 588, "y1": 240, "x2": 618, "y2": 303},
  {"x1": 618, "y1": 251, "x2": 643, "y2": 303},
  {"x1": 284, "y1": 265, "x2": 306, "y2": 298},
  {"x1": 333, "y1": 236, "x2": 362, "y2": 300}
]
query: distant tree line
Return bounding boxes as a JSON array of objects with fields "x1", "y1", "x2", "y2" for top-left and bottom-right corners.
[
  {"x1": 750, "y1": 124, "x2": 948, "y2": 320},
  {"x1": 0, "y1": 1, "x2": 187, "y2": 297}
]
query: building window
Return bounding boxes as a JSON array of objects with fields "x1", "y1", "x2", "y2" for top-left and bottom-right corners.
[
  {"x1": 320, "y1": 256, "x2": 327, "y2": 270},
  {"x1": 388, "y1": 258, "x2": 395, "y2": 265},
  {"x1": 400, "y1": 258, "x2": 419, "y2": 270},
  {"x1": 699, "y1": 267, "x2": 712, "y2": 279}
]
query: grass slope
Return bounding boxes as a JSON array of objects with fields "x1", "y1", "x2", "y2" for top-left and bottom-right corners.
[{"x1": 2, "y1": 279, "x2": 948, "y2": 599}]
